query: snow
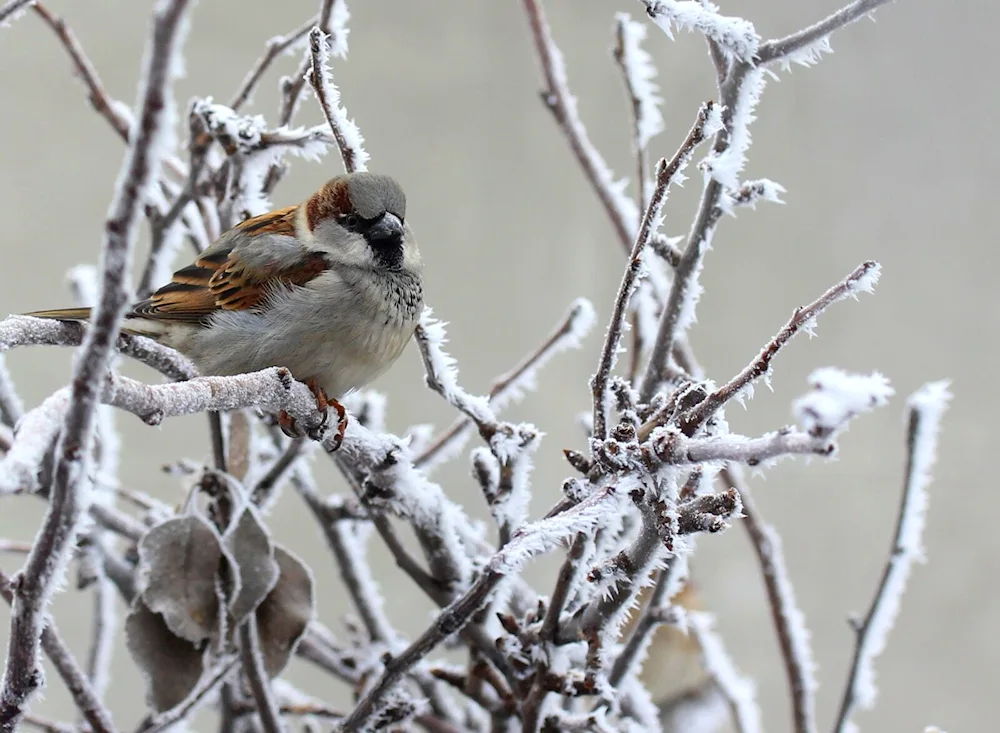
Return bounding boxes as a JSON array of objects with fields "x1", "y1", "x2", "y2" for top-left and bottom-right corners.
[
  {"x1": 615, "y1": 13, "x2": 665, "y2": 149},
  {"x1": 642, "y1": 0, "x2": 760, "y2": 63}
]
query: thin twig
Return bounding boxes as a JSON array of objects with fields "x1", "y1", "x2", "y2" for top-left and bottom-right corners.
[
  {"x1": 232, "y1": 16, "x2": 316, "y2": 110},
  {"x1": 252, "y1": 436, "x2": 306, "y2": 506},
  {"x1": 0, "y1": 3, "x2": 191, "y2": 728},
  {"x1": 416, "y1": 299, "x2": 593, "y2": 469},
  {"x1": 137, "y1": 656, "x2": 239, "y2": 733},
  {"x1": 0, "y1": 357, "x2": 23, "y2": 428},
  {"x1": 592, "y1": 104, "x2": 716, "y2": 440},
  {"x1": 677, "y1": 260, "x2": 881, "y2": 434},
  {"x1": 306, "y1": 26, "x2": 366, "y2": 173},
  {"x1": 277, "y1": 0, "x2": 339, "y2": 126},
  {"x1": 239, "y1": 618, "x2": 285, "y2": 733},
  {"x1": 522, "y1": 0, "x2": 637, "y2": 253},
  {"x1": 0, "y1": 0, "x2": 34, "y2": 27},
  {"x1": 833, "y1": 382, "x2": 951, "y2": 733},
  {"x1": 756, "y1": 0, "x2": 894, "y2": 65},
  {"x1": 723, "y1": 467, "x2": 816, "y2": 733}
]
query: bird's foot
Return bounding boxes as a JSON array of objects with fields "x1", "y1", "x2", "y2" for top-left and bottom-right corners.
[{"x1": 276, "y1": 379, "x2": 348, "y2": 449}]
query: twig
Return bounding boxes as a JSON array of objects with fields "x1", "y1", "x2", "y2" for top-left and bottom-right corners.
[
  {"x1": 608, "y1": 556, "x2": 685, "y2": 686},
  {"x1": 20, "y1": 714, "x2": 75, "y2": 733},
  {"x1": 612, "y1": 14, "x2": 664, "y2": 210},
  {"x1": 415, "y1": 299, "x2": 593, "y2": 469},
  {"x1": 677, "y1": 260, "x2": 881, "y2": 434},
  {"x1": 137, "y1": 656, "x2": 239, "y2": 733},
  {"x1": 0, "y1": 357, "x2": 23, "y2": 428},
  {"x1": 232, "y1": 17, "x2": 316, "y2": 110},
  {"x1": 31, "y1": 3, "x2": 130, "y2": 140},
  {"x1": 522, "y1": 0, "x2": 638, "y2": 253},
  {"x1": 306, "y1": 26, "x2": 367, "y2": 173},
  {"x1": 83, "y1": 551, "x2": 115, "y2": 708},
  {"x1": 0, "y1": 2, "x2": 191, "y2": 728},
  {"x1": 0, "y1": 540, "x2": 32, "y2": 554},
  {"x1": 723, "y1": 467, "x2": 816, "y2": 733},
  {"x1": 252, "y1": 437, "x2": 306, "y2": 506},
  {"x1": 538, "y1": 532, "x2": 587, "y2": 641},
  {"x1": 689, "y1": 611, "x2": 762, "y2": 733},
  {"x1": 277, "y1": 0, "x2": 341, "y2": 126},
  {"x1": 239, "y1": 618, "x2": 285, "y2": 733},
  {"x1": 592, "y1": 104, "x2": 716, "y2": 440},
  {"x1": 833, "y1": 382, "x2": 951, "y2": 733},
  {"x1": 647, "y1": 425, "x2": 835, "y2": 467},
  {"x1": 0, "y1": 0, "x2": 34, "y2": 27},
  {"x1": 638, "y1": 64, "x2": 749, "y2": 402},
  {"x1": 339, "y1": 487, "x2": 615, "y2": 731},
  {"x1": 756, "y1": 0, "x2": 894, "y2": 65},
  {"x1": 0, "y1": 571, "x2": 118, "y2": 733}
]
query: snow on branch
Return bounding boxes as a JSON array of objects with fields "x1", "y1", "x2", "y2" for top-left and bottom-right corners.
[
  {"x1": 641, "y1": 0, "x2": 760, "y2": 63},
  {"x1": 833, "y1": 381, "x2": 952, "y2": 733},
  {"x1": 307, "y1": 25, "x2": 368, "y2": 173}
]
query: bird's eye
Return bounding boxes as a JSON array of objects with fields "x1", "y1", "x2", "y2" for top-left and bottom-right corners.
[{"x1": 342, "y1": 213, "x2": 361, "y2": 229}]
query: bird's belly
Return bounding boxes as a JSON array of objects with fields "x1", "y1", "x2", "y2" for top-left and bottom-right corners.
[{"x1": 184, "y1": 297, "x2": 415, "y2": 398}]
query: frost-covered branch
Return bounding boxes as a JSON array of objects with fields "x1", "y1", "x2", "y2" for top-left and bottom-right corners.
[
  {"x1": 724, "y1": 466, "x2": 817, "y2": 733},
  {"x1": 679, "y1": 260, "x2": 881, "y2": 434},
  {"x1": 307, "y1": 26, "x2": 367, "y2": 173},
  {"x1": 231, "y1": 16, "x2": 316, "y2": 111},
  {"x1": 757, "y1": 0, "x2": 894, "y2": 66},
  {"x1": 592, "y1": 103, "x2": 717, "y2": 441},
  {"x1": 689, "y1": 611, "x2": 762, "y2": 733},
  {"x1": 833, "y1": 381, "x2": 951, "y2": 733},
  {"x1": 0, "y1": 2, "x2": 191, "y2": 728},
  {"x1": 0, "y1": 0, "x2": 34, "y2": 26}
]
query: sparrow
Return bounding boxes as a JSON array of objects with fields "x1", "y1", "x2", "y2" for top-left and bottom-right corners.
[{"x1": 27, "y1": 171, "x2": 424, "y2": 443}]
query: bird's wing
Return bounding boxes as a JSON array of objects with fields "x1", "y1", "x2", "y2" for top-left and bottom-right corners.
[{"x1": 131, "y1": 206, "x2": 329, "y2": 324}]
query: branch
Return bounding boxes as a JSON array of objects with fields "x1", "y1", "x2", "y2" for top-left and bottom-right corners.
[
  {"x1": 239, "y1": 618, "x2": 285, "y2": 733},
  {"x1": 136, "y1": 656, "x2": 239, "y2": 733},
  {"x1": 415, "y1": 298, "x2": 594, "y2": 469},
  {"x1": 592, "y1": 103, "x2": 716, "y2": 440},
  {"x1": 648, "y1": 426, "x2": 835, "y2": 467},
  {"x1": 307, "y1": 26, "x2": 367, "y2": 173},
  {"x1": 231, "y1": 16, "x2": 316, "y2": 111},
  {"x1": 0, "y1": 2, "x2": 191, "y2": 727},
  {"x1": 678, "y1": 260, "x2": 881, "y2": 433},
  {"x1": 339, "y1": 486, "x2": 615, "y2": 731},
  {"x1": 277, "y1": 0, "x2": 344, "y2": 126},
  {"x1": 723, "y1": 467, "x2": 817, "y2": 733},
  {"x1": 689, "y1": 611, "x2": 762, "y2": 733},
  {"x1": 833, "y1": 381, "x2": 951, "y2": 733},
  {"x1": 522, "y1": 0, "x2": 638, "y2": 253},
  {"x1": 756, "y1": 0, "x2": 894, "y2": 66},
  {"x1": 2, "y1": 315, "x2": 196, "y2": 384},
  {"x1": 0, "y1": 571, "x2": 118, "y2": 733}
]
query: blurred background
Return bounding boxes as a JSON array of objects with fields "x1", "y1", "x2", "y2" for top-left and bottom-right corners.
[{"x1": 0, "y1": 0, "x2": 995, "y2": 730}]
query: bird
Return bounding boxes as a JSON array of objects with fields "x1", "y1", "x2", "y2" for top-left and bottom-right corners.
[{"x1": 26, "y1": 171, "x2": 424, "y2": 444}]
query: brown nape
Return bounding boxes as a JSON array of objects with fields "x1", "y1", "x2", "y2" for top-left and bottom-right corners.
[{"x1": 305, "y1": 177, "x2": 352, "y2": 231}]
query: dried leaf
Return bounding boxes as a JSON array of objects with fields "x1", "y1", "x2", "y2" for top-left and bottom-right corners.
[
  {"x1": 137, "y1": 514, "x2": 223, "y2": 644},
  {"x1": 255, "y1": 544, "x2": 315, "y2": 677},
  {"x1": 125, "y1": 599, "x2": 206, "y2": 712},
  {"x1": 224, "y1": 506, "x2": 279, "y2": 624}
]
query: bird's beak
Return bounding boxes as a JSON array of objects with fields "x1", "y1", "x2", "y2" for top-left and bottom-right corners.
[{"x1": 366, "y1": 213, "x2": 404, "y2": 246}]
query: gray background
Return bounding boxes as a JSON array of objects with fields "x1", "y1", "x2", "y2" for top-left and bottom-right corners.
[{"x1": 0, "y1": 1, "x2": 995, "y2": 731}]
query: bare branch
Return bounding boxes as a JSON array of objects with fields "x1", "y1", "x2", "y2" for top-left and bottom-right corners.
[
  {"x1": 833, "y1": 382, "x2": 951, "y2": 733},
  {"x1": 232, "y1": 17, "x2": 316, "y2": 111},
  {"x1": 757, "y1": 0, "x2": 894, "y2": 66},
  {"x1": 689, "y1": 611, "x2": 762, "y2": 733},
  {"x1": 277, "y1": 0, "x2": 343, "y2": 126},
  {"x1": 522, "y1": 0, "x2": 638, "y2": 253}
]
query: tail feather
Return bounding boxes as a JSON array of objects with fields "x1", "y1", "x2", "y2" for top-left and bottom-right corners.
[{"x1": 23, "y1": 307, "x2": 93, "y2": 321}]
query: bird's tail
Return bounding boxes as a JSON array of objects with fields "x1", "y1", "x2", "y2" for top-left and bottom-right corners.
[{"x1": 23, "y1": 307, "x2": 93, "y2": 321}]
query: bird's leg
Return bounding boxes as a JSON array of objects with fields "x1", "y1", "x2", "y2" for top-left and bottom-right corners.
[{"x1": 277, "y1": 379, "x2": 348, "y2": 449}]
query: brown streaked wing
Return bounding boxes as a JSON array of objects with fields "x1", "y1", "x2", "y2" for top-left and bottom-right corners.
[{"x1": 131, "y1": 208, "x2": 327, "y2": 324}]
